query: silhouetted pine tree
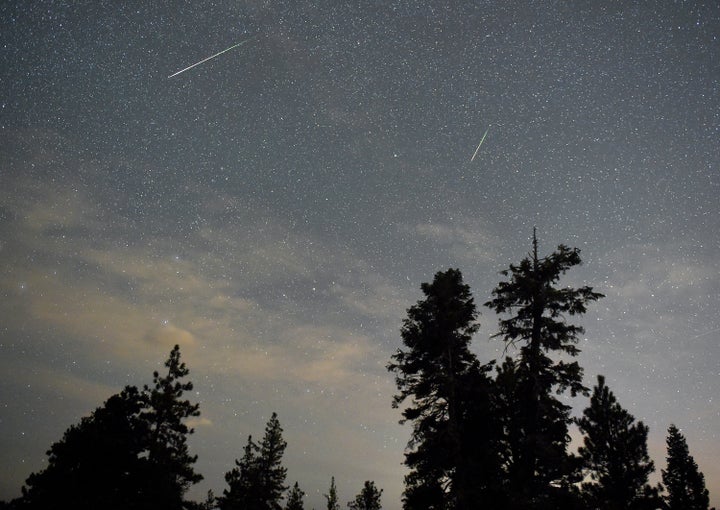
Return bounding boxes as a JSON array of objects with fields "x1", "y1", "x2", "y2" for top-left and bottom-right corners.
[
  {"x1": 492, "y1": 357, "x2": 522, "y2": 493},
  {"x1": 485, "y1": 231, "x2": 603, "y2": 509},
  {"x1": 259, "y1": 413, "x2": 288, "y2": 510},
  {"x1": 576, "y1": 375, "x2": 661, "y2": 510},
  {"x1": 187, "y1": 490, "x2": 218, "y2": 510},
  {"x1": 325, "y1": 477, "x2": 340, "y2": 510},
  {"x1": 219, "y1": 435, "x2": 263, "y2": 510},
  {"x1": 19, "y1": 386, "x2": 148, "y2": 510},
  {"x1": 388, "y1": 269, "x2": 497, "y2": 510},
  {"x1": 286, "y1": 482, "x2": 305, "y2": 510},
  {"x1": 662, "y1": 424, "x2": 710, "y2": 510},
  {"x1": 220, "y1": 414, "x2": 287, "y2": 510},
  {"x1": 202, "y1": 490, "x2": 218, "y2": 510},
  {"x1": 456, "y1": 360, "x2": 504, "y2": 507},
  {"x1": 141, "y1": 344, "x2": 203, "y2": 509},
  {"x1": 18, "y1": 345, "x2": 202, "y2": 510},
  {"x1": 347, "y1": 481, "x2": 383, "y2": 510}
]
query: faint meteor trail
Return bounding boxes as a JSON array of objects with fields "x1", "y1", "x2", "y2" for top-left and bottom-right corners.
[
  {"x1": 168, "y1": 37, "x2": 255, "y2": 78},
  {"x1": 687, "y1": 326, "x2": 720, "y2": 340},
  {"x1": 470, "y1": 127, "x2": 490, "y2": 162}
]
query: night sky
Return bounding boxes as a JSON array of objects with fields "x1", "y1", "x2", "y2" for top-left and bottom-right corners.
[{"x1": 1, "y1": 1, "x2": 719, "y2": 508}]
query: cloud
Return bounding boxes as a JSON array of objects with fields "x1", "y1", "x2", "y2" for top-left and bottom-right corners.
[
  {"x1": 0, "y1": 361, "x2": 118, "y2": 412},
  {"x1": 2, "y1": 171, "x2": 400, "y2": 387},
  {"x1": 598, "y1": 243, "x2": 720, "y2": 337},
  {"x1": 186, "y1": 416, "x2": 213, "y2": 429},
  {"x1": 0, "y1": 154, "x2": 418, "y2": 509},
  {"x1": 331, "y1": 276, "x2": 409, "y2": 324},
  {"x1": 407, "y1": 218, "x2": 501, "y2": 264},
  {"x1": 145, "y1": 323, "x2": 197, "y2": 348},
  {"x1": 279, "y1": 324, "x2": 374, "y2": 384}
]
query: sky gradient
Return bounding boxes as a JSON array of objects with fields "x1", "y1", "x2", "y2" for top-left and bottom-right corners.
[{"x1": 1, "y1": 2, "x2": 719, "y2": 508}]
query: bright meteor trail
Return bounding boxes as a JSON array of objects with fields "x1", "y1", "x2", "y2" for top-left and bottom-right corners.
[
  {"x1": 168, "y1": 37, "x2": 255, "y2": 78},
  {"x1": 470, "y1": 127, "x2": 490, "y2": 162}
]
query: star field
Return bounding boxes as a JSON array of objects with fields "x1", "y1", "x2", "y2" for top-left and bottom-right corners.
[{"x1": 1, "y1": 2, "x2": 719, "y2": 508}]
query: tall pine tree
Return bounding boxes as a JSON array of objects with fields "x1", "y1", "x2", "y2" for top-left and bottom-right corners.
[
  {"x1": 576, "y1": 375, "x2": 660, "y2": 510},
  {"x1": 141, "y1": 344, "x2": 203, "y2": 509},
  {"x1": 347, "y1": 481, "x2": 383, "y2": 510},
  {"x1": 18, "y1": 345, "x2": 202, "y2": 510},
  {"x1": 285, "y1": 482, "x2": 305, "y2": 510},
  {"x1": 485, "y1": 231, "x2": 603, "y2": 509},
  {"x1": 258, "y1": 413, "x2": 288, "y2": 510},
  {"x1": 220, "y1": 414, "x2": 287, "y2": 510},
  {"x1": 388, "y1": 269, "x2": 496, "y2": 510},
  {"x1": 219, "y1": 435, "x2": 263, "y2": 510},
  {"x1": 662, "y1": 425, "x2": 710, "y2": 510},
  {"x1": 325, "y1": 476, "x2": 340, "y2": 510}
]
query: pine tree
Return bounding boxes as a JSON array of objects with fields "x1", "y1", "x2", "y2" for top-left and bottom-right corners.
[
  {"x1": 220, "y1": 414, "x2": 287, "y2": 510},
  {"x1": 388, "y1": 269, "x2": 494, "y2": 510},
  {"x1": 201, "y1": 490, "x2": 217, "y2": 510},
  {"x1": 141, "y1": 344, "x2": 203, "y2": 509},
  {"x1": 492, "y1": 357, "x2": 522, "y2": 489},
  {"x1": 286, "y1": 482, "x2": 305, "y2": 510},
  {"x1": 259, "y1": 413, "x2": 289, "y2": 510},
  {"x1": 187, "y1": 490, "x2": 218, "y2": 510},
  {"x1": 19, "y1": 386, "x2": 148, "y2": 510},
  {"x1": 325, "y1": 477, "x2": 340, "y2": 510},
  {"x1": 485, "y1": 231, "x2": 603, "y2": 508},
  {"x1": 219, "y1": 435, "x2": 262, "y2": 510},
  {"x1": 18, "y1": 345, "x2": 203, "y2": 510},
  {"x1": 662, "y1": 425, "x2": 710, "y2": 510},
  {"x1": 347, "y1": 481, "x2": 383, "y2": 510},
  {"x1": 576, "y1": 375, "x2": 661, "y2": 510}
]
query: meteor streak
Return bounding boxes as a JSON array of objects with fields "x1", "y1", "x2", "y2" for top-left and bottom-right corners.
[
  {"x1": 168, "y1": 37, "x2": 255, "y2": 78},
  {"x1": 470, "y1": 127, "x2": 490, "y2": 162}
]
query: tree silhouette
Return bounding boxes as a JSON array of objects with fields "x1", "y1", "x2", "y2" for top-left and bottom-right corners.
[
  {"x1": 141, "y1": 344, "x2": 203, "y2": 509},
  {"x1": 220, "y1": 413, "x2": 287, "y2": 510},
  {"x1": 347, "y1": 481, "x2": 383, "y2": 510},
  {"x1": 286, "y1": 482, "x2": 305, "y2": 510},
  {"x1": 19, "y1": 386, "x2": 148, "y2": 510},
  {"x1": 485, "y1": 231, "x2": 603, "y2": 508},
  {"x1": 17, "y1": 345, "x2": 201, "y2": 510},
  {"x1": 201, "y1": 490, "x2": 218, "y2": 510},
  {"x1": 186, "y1": 490, "x2": 219, "y2": 510},
  {"x1": 220, "y1": 435, "x2": 263, "y2": 510},
  {"x1": 259, "y1": 413, "x2": 289, "y2": 510},
  {"x1": 662, "y1": 424, "x2": 710, "y2": 510},
  {"x1": 576, "y1": 375, "x2": 661, "y2": 510},
  {"x1": 324, "y1": 476, "x2": 340, "y2": 510},
  {"x1": 388, "y1": 269, "x2": 496, "y2": 510}
]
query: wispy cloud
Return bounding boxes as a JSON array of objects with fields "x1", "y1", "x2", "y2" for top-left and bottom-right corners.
[
  {"x1": 0, "y1": 168, "x2": 400, "y2": 398},
  {"x1": 406, "y1": 218, "x2": 501, "y2": 265}
]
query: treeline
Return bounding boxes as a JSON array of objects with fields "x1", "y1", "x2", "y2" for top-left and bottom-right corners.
[
  {"x1": 0, "y1": 234, "x2": 713, "y2": 510},
  {"x1": 387, "y1": 232, "x2": 711, "y2": 510},
  {"x1": 0, "y1": 345, "x2": 381, "y2": 510}
]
